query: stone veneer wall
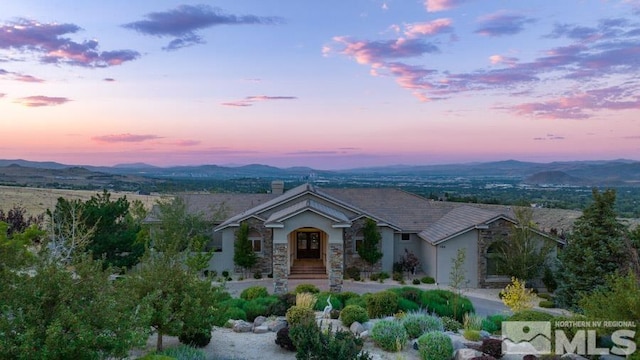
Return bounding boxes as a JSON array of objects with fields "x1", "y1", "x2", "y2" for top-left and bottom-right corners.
[
  {"x1": 232, "y1": 219, "x2": 273, "y2": 276},
  {"x1": 477, "y1": 218, "x2": 513, "y2": 288},
  {"x1": 329, "y1": 243, "x2": 344, "y2": 292},
  {"x1": 343, "y1": 218, "x2": 382, "y2": 274},
  {"x1": 273, "y1": 243, "x2": 288, "y2": 294}
]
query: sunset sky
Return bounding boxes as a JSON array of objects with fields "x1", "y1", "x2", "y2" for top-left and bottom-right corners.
[{"x1": 2, "y1": 0, "x2": 640, "y2": 169}]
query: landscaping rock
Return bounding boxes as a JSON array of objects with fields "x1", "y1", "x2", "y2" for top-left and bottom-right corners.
[
  {"x1": 253, "y1": 325, "x2": 269, "y2": 334},
  {"x1": 599, "y1": 355, "x2": 626, "y2": 360},
  {"x1": 448, "y1": 333, "x2": 467, "y2": 350},
  {"x1": 350, "y1": 321, "x2": 365, "y2": 335},
  {"x1": 362, "y1": 321, "x2": 374, "y2": 331},
  {"x1": 480, "y1": 330, "x2": 491, "y2": 339},
  {"x1": 454, "y1": 348, "x2": 483, "y2": 360},
  {"x1": 232, "y1": 320, "x2": 253, "y2": 333},
  {"x1": 253, "y1": 316, "x2": 267, "y2": 327},
  {"x1": 267, "y1": 319, "x2": 287, "y2": 333},
  {"x1": 560, "y1": 354, "x2": 589, "y2": 360},
  {"x1": 359, "y1": 330, "x2": 369, "y2": 341}
]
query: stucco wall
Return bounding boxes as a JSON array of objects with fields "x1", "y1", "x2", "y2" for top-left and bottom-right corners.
[
  {"x1": 343, "y1": 218, "x2": 393, "y2": 273},
  {"x1": 434, "y1": 230, "x2": 479, "y2": 288},
  {"x1": 420, "y1": 241, "x2": 437, "y2": 279}
]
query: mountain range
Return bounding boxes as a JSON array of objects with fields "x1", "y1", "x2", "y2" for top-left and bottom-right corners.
[{"x1": 1, "y1": 158, "x2": 640, "y2": 188}]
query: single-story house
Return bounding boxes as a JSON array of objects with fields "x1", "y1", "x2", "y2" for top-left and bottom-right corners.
[{"x1": 148, "y1": 181, "x2": 564, "y2": 293}]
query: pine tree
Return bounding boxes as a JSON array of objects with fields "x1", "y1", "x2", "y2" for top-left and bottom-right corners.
[
  {"x1": 555, "y1": 189, "x2": 629, "y2": 309},
  {"x1": 358, "y1": 218, "x2": 383, "y2": 275}
]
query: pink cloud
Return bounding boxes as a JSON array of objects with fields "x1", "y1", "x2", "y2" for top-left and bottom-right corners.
[
  {"x1": 173, "y1": 139, "x2": 200, "y2": 146},
  {"x1": 424, "y1": 0, "x2": 467, "y2": 12},
  {"x1": 404, "y1": 18, "x2": 453, "y2": 38},
  {"x1": 0, "y1": 69, "x2": 45, "y2": 82},
  {"x1": 221, "y1": 95, "x2": 297, "y2": 107},
  {"x1": 333, "y1": 36, "x2": 439, "y2": 65},
  {"x1": 92, "y1": 133, "x2": 163, "y2": 143},
  {"x1": 475, "y1": 12, "x2": 536, "y2": 37},
  {"x1": 489, "y1": 55, "x2": 518, "y2": 67},
  {"x1": 16, "y1": 95, "x2": 70, "y2": 107}
]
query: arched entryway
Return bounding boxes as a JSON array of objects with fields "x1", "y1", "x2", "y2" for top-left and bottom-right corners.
[{"x1": 288, "y1": 227, "x2": 328, "y2": 279}]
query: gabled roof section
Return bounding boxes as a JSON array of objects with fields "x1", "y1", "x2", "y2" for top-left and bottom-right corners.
[
  {"x1": 419, "y1": 206, "x2": 513, "y2": 245},
  {"x1": 264, "y1": 199, "x2": 351, "y2": 228}
]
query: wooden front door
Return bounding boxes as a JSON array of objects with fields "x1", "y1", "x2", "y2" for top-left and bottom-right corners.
[{"x1": 297, "y1": 231, "x2": 321, "y2": 259}]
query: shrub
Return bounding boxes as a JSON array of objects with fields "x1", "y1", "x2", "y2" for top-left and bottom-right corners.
[
  {"x1": 539, "y1": 300, "x2": 555, "y2": 308},
  {"x1": 296, "y1": 292, "x2": 317, "y2": 309},
  {"x1": 340, "y1": 305, "x2": 369, "y2": 327},
  {"x1": 401, "y1": 311, "x2": 444, "y2": 339},
  {"x1": 240, "y1": 285, "x2": 269, "y2": 301},
  {"x1": 393, "y1": 272, "x2": 403, "y2": 281},
  {"x1": 243, "y1": 298, "x2": 270, "y2": 321},
  {"x1": 285, "y1": 305, "x2": 316, "y2": 326},
  {"x1": 421, "y1": 276, "x2": 436, "y2": 284},
  {"x1": 481, "y1": 318, "x2": 499, "y2": 334},
  {"x1": 178, "y1": 330, "x2": 211, "y2": 348},
  {"x1": 463, "y1": 313, "x2": 484, "y2": 331},
  {"x1": 366, "y1": 291, "x2": 399, "y2": 318},
  {"x1": 508, "y1": 310, "x2": 554, "y2": 322},
  {"x1": 389, "y1": 286, "x2": 422, "y2": 303},
  {"x1": 417, "y1": 331, "x2": 454, "y2": 360},
  {"x1": 500, "y1": 277, "x2": 536, "y2": 312},
  {"x1": 345, "y1": 266, "x2": 361, "y2": 281},
  {"x1": 253, "y1": 270, "x2": 262, "y2": 279},
  {"x1": 345, "y1": 295, "x2": 367, "y2": 309},
  {"x1": 314, "y1": 291, "x2": 344, "y2": 311},
  {"x1": 441, "y1": 316, "x2": 463, "y2": 332},
  {"x1": 275, "y1": 326, "x2": 296, "y2": 351},
  {"x1": 267, "y1": 293, "x2": 294, "y2": 316},
  {"x1": 221, "y1": 270, "x2": 230, "y2": 278},
  {"x1": 398, "y1": 298, "x2": 420, "y2": 312},
  {"x1": 295, "y1": 283, "x2": 320, "y2": 294},
  {"x1": 336, "y1": 291, "x2": 360, "y2": 304},
  {"x1": 289, "y1": 321, "x2": 371, "y2": 360},
  {"x1": 481, "y1": 338, "x2": 503, "y2": 359},
  {"x1": 537, "y1": 293, "x2": 553, "y2": 300},
  {"x1": 157, "y1": 344, "x2": 206, "y2": 360},
  {"x1": 370, "y1": 320, "x2": 408, "y2": 352},
  {"x1": 412, "y1": 278, "x2": 421, "y2": 285},
  {"x1": 420, "y1": 289, "x2": 474, "y2": 322},
  {"x1": 463, "y1": 329, "x2": 481, "y2": 341}
]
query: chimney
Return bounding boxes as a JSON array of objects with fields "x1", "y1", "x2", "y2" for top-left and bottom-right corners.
[{"x1": 271, "y1": 180, "x2": 284, "y2": 195}]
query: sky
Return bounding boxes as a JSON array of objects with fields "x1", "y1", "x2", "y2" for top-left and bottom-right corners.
[{"x1": 1, "y1": 0, "x2": 640, "y2": 170}]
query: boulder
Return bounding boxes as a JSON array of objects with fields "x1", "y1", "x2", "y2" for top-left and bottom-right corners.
[
  {"x1": 350, "y1": 321, "x2": 365, "y2": 335},
  {"x1": 253, "y1": 324, "x2": 269, "y2": 334},
  {"x1": 267, "y1": 319, "x2": 287, "y2": 333},
  {"x1": 359, "y1": 330, "x2": 369, "y2": 341},
  {"x1": 253, "y1": 316, "x2": 267, "y2": 327},
  {"x1": 560, "y1": 354, "x2": 590, "y2": 360},
  {"x1": 232, "y1": 320, "x2": 253, "y2": 333},
  {"x1": 454, "y1": 348, "x2": 483, "y2": 360}
]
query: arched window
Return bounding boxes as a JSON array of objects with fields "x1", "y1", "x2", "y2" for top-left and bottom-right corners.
[
  {"x1": 486, "y1": 241, "x2": 506, "y2": 276},
  {"x1": 248, "y1": 230, "x2": 263, "y2": 254}
]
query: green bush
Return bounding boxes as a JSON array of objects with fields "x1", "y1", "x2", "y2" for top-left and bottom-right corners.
[
  {"x1": 398, "y1": 298, "x2": 420, "y2": 312},
  {"x1": 178, "y1": 330, "x2": 211, "y2": 348},
  {"x1": 370, "y1": 320, "x2": 408, "y2": 352},
  {"x1": 295, "y1": 283, "x2": 320, "y2": 294},
  {"x1": 253, "y1": 271, "x2": 262, "y2": 279},
  {"x1": 389, "y1": 286, "x2": 423, "y2": 303},
  {"x1": 345, "y1": 295, "x2": 367, "y2": 309},
  {"x1": 336, "y1": 291, "x2": 360, "y2": 304},
  {"x1": 314, "y1": 291, "x2": 344, "y2": 311},
  {"x1": 392, "y1": 272, "x2": 403, "y2": 281},
  {"x1": 484, "y1": 314, "x2": 509, "y2": 334},
  {"x1": 542, "y1": 266, "x2": 557, "y2": 293},
  {"x1": 366, "y1": 291, "x2": 399, "y2": 318},
  {"x1": 345, "y1": 266, "x2": 361, "y2": 281},
  {"x1": 420, "y1": 289, "x2": 474, "y2": 322},
  {"x1": 242, "y1": 296, "x2": 278, "y2": 321},
  {"x1": 157, "y1": 344, "x2": 206, "y2": 360},
  {"x1": 481, "y1": 318, "x2": 499, "y2": 334},
  {"x1": 340, "y1": 305, "x2": 369, "y2": 327},
  {"x1": 285, "y1": 305, "x2": 316, "y2": 326},
  {"x1": 537, "y1": 293, "x2": 553, "y2": 300},
  {"x1": 412, "y1": 278, "x2": 421, "y2": 285},
  {"x1": 539, "y1": 300, "x2": 555, "y2": 308},
  {"x1": 508, "y1": 309, "x2": 554, "y2": 322},
  {"x1": 417, "y1": 331, "x2": 454, "y2": 360},
  {"x1": 421, "y1": 276, "x2": 436, "y2": 284},
  {"x1": 440, "y1": 316, "x2": 463, "y2": 332},
  {"x1": 289, "y1": 320, "x2": 371, "y2": 360},
  {"x1": 267, "y1": 293, "x2": 295, "y2": 316},
  {"x1": 240, "y1": 285, "x2": 269, "y2": 300},
  {"x1": 462, "y1": 329, "x2": 481, "y2": 341},
  {"x1": 370, "y1": 272, "x2": 390, "y2": 282},
  {"x1": 401, "y1": 311, "x2": 444, "y2": 339}
]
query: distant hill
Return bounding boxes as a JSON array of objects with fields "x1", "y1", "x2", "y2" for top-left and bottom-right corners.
[{"x1": 523, "y1": 171, "x2": 585, "y2": 186}]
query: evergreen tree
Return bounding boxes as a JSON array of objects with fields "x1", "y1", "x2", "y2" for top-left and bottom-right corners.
[
  {"x1": 233, "y1": 222, "x2": 257, "y2": 276},
  {"x1": 358, "y1": 218, "x2": 383, "y2": 275},
  {"x1": 555, "y1": 189, "x2": 629, "y2": 309}
]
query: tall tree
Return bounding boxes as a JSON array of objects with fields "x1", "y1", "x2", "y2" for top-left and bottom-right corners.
[
  {"x1": 358, "y1": 218, "x2": 383, "y2": 275},
  {"x1": 497, "y1": 207, "x2": 555, "y2": 282},
  {"x1": 233, "y1": 222, "x2": 257, "y2": 276},
  {"x1": 45, "y1": 198, "x2": 94, "y2": 266},
  {"x1": 555, "y1": 189, "x2": 629, "y2": 309},
  {"x1": 83, "y1": 190, "x2": 144, "y2": 269}
]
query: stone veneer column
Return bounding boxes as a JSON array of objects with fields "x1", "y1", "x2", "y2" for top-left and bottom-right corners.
[
  {"x1": 329, "y1": 243, "x2": 344, "y2": 292},
  {"x1": 273, "y1": 243, "x2": 288, "y2": 294}
]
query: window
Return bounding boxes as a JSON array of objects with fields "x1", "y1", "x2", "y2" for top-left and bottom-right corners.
[
  {"x1": 401, "y1": 233, "x2": 411, "y2": 241},
  {"x1": 486, "y1": 241, "x2": 506, "y2": 276},
  {"x1": 354, "y1": 231, "x2": 364, "y2": 253},
  {"x1": 207, "y1": 233, "x2": 223, "y2": 252},
  {"x1": 249, "y1": 230, "x2": 263, "y2": 254}
]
